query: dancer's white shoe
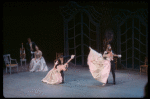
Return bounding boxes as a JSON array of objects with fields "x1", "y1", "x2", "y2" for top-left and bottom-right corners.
[{"x1": 102, "y1": 83, "x2": 106, "y2": 86}]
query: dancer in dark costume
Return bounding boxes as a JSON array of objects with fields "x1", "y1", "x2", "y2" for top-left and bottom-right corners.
[{"x1": 106, "y1": 44, "x2": 121, "y2": 85}]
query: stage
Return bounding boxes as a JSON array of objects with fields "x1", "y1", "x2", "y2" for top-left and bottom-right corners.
[{"x1": 3, "y1": 62, "x2": 147, "y2": 98}]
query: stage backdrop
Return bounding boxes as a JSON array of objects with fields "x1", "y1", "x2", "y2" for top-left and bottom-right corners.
[
  {"x1": 60, "y1": 1, "x2": 148, "y2": 69},
  {"x1": 3, "y1": 1, "x2": 148, "y2": 70}
]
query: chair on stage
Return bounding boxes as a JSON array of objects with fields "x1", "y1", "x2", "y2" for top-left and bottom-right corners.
[
  {"x1": 54, "y1": 52, "x2": 63, "y2": 65},
  {"x1": 140, "y1": 57, "x2": 148, "y2": 75},
  {"x1": 20, "y1": 59, "x2": 26, "y2": 66},
  {"x1": 3, "y1": 54, "x2": 18, "y2": 74}
]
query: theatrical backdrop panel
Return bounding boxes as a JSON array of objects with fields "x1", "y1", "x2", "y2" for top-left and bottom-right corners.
[{"x1": 60, "y1": 1, "x2": 148, "y2": 69}]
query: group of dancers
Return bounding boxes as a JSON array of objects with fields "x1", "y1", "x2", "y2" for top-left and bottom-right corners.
[
  {"x1": 88, "y1": 45, "x2": 121, "y2": 86},
  {"x1": 25, "y1": 38, "x2": 121, "y2": 86},
  {"x1": 25, "y1": 38, "x2": 48, "y2": 72}
]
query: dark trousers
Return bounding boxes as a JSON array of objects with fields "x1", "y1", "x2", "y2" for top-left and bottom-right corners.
[
  {"x1": 111, "y1": 60, "x2": 116, "y2": 83},
  {"x1": 61, "y1": 71, "x2": 64, "y2": 83},
  {"x1": 26, "y1": 52, "x2": 31, "y2": 63},
  {"x1": 107, "y1": 60, "x2": 115, "y2": 83},
  {"x1": 27, "y1": 51, "x2": 35, "y2": 63}
]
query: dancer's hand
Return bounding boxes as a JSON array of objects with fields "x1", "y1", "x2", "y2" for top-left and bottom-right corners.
[
  {"x1": 71, "y1": 55, "x2": 75, "y2": 59},
  {"x1": 118, "y1": 55, "x2": 122, "y2": 58},
  {"x1": 104, "y1": 51, "x2": 107, "y2": 54},
  {"x1": 55, "y1": 61, "x2": 58, "y2": 65}
]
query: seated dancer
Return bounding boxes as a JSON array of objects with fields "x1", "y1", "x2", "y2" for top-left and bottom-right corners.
[
  {"x1": 87, "y1": 47, "x2": 113, "y2": 86},
  {"x1": 29, "y1": 46, "x2": 48, "y2": 72},
  {"x1": 41, "y1": 55, "x2": 75, "y2": 85}
]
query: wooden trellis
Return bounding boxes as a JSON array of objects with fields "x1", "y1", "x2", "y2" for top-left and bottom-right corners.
[
  {"x1": 60, "y1": 1, "x2": 148, "y2": 69},
  {"x1": 60, "y1": 1, "x2": 101, "y2": 66},
  {"x1": 113, "y1": 9, "x2": 148, "y2": 69}
]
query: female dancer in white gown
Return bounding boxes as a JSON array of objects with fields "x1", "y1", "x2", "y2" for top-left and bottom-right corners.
[
  {"x1": 87, "y1": 47, "x2": 113, "y2": 86},
  {"x1": 29, "y1": 46, "x2": 48, "y2": 72},
  {"x1": 41, "y1": 55, "x2": 75, "y2": 85}
]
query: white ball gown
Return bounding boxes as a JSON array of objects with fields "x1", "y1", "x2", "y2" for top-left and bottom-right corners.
[{"x1": 29, "y1": 50, "x2": 48, "y2": 72}]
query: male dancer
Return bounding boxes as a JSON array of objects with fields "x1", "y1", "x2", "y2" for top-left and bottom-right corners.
[
  {"x1": 26, "y1": 38, "x2": 36, "y2": 63},
  {"x1": 106, "y1": 44, "x2": 121, "y2": 85}
]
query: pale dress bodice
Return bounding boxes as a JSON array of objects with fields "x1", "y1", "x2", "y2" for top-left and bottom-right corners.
[
  {"x1": 106, "y1": 57, "x2": 111, "y2": 61},
  {"x1": 103, "y1": 53, "x2": 113, "y2": 61},
  {"x1": 56, "y1": 64, "x2": 67, "y2": 72}
]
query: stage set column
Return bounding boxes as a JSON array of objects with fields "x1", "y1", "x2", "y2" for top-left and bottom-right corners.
[
  {"x1": 117, "y1": 21, "x2": 121, "y2": 69},
  {"x1": 64, "y1": 20, "x2": 69, "y2": 62},
  {"x1": 81, "y1": 12, "x2": 84, "y2": 66}
]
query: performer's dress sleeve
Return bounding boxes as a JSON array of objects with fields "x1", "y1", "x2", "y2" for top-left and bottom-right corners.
[
  {"x1": 39, "y1": 51, "x2": 48, "y2": 72},
  {"x1": 87, "y1": 47, "x2": 111, "y2": 84},
  {"x1": 39, "y1": 51, "x2": 42, "y2": 57}
]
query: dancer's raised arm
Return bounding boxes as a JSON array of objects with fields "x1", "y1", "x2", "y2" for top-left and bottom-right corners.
[
  {"x1": 64, "y1": 55, "x2": 75, "y2": 65},
  {"x1": 113, "y1": 54, "x2": 122, "y2": 58}
]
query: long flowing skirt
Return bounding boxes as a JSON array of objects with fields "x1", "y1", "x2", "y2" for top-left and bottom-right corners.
[
  {"x1": 29, "y1": 57, "x2": 48, "y2": 72},
  {"x1": 87, "y1": 47, "x2": 111, "y2": 83},
  {"x1": 41, "y1": 68, "x2": 62, "y2": 84}
]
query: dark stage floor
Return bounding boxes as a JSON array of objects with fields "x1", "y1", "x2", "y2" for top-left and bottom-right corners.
[{"x1": 3, "y1": 62, "x2": 148, "y2": 98}]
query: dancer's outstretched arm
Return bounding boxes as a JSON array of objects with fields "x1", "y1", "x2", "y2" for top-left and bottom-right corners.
[
  {"x1": 63, "y1": 55, "x2": 75, "y2": 71},
  {"x1": 113, "y1": 54, "x2": 122, "y2": 58},
  {"x1": 64, "y1": 55, "x2": 75, "y2": 66}
]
